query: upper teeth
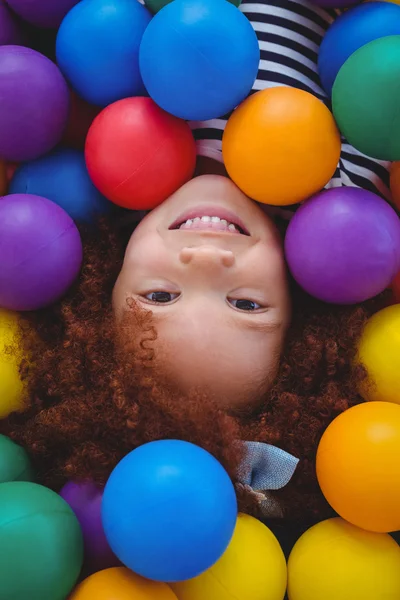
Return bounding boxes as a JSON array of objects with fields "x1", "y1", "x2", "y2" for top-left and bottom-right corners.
[{"x1": 179, "y1": 215, "x2": 239, "y2": 232}]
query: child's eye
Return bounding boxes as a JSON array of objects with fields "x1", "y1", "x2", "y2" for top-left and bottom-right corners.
[
  {"x1": 229, "y1": 299, "x2": 261, "y2": 311},
  {"x1": 144, "y1": 291, "x2": 179, "y2": 303}
]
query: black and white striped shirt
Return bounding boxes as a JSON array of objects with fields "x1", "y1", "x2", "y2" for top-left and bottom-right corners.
[{"x1": 189, "y1": 0, "x2": 391, "y2": 212}]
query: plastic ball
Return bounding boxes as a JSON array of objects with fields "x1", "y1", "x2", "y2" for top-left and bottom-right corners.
[
  {"x1": 62, "y1": 90, "x2": 101, "y2": 150},
  {"x1": 0, "y1": 194, "x2": 83, "y2": 311},
  {"x1": 285, "y1": 187, "x2": 400, "y2": 304},
  {"x1": 10, "y1": 148, "x2": 110, "y2": 223},
  {"x1": 60, "y1": 481, "x2": 118, "y2": 574},
  {"x1": 357, "y1": 304, "x2": 400, "y2": 404},
  {"x1": 0, "y1": 46, "x2": 69, "y2": 162},
  {"x1": 70, "y1": 567, "x2": 178, "y2": 600},
  {"x1": 102, "y1": 440, "x2": 238, "y2": 582},
  {"x1": 0, "y1": 0, "x2": 25, "y2": 45},
  {"x1": 316, "y1": 402, "x2": 400, "y2": 532},
  {"x1": 333, "y1": 35, "x2": 400, "y2": 161},
  {"x1": 85, "y1": 97, "x2": 196, "y2": 210},
  {"x1": 0, "y1": 309, "x2": 24, "y2": 418},
  {"x1": 171, "y1": 514, "x2": 287, "y2": 600},
  {"x1": 319, "y1": 2, "x2": 400, "y2": 95},
  {"x1": 0, "y1": 434, "x2": 33, "y2": 483},
  {"x1": 144, "y1": 0, "x2": 241, "y2": 12},
  {"x1": 222, "y1": 87, "x2": 340, "y2": 206},
  {"x1": 139, "y1": 0, "x2": 260, "y2": 120},
  {"x1": 56, "y1": 0, "x2": 151, "y2": 107},
  {"x1": 0, "y1": 481, "x2": 83, "y2": 600},
  {"x1": 6, "y1": 0, "x2": 80, "y2": 28},
  {"x1": 287, "y1": 518, "x2": 400, "y2": 600}
]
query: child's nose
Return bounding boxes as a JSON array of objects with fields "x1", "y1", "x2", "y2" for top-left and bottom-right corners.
[{"x1": 179, "y1": 245, "x2": 235, "y2": 268}]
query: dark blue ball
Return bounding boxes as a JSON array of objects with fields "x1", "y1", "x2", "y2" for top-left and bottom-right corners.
[
  {"x1": 139, "y1": 0, "x2": 260, "y2": 120},
  {"x1": 9, "y1": 148, "x2": 110, "y2": 223},
  {"x1": 101, "y1": 440, "x2": 237, "y2": 582},
  {"x1": 318, "y1": 1, "x2": 400, "y2": 95},
  {"x1": 56, "y1": 0, "x2": 152, "y2": 107}
]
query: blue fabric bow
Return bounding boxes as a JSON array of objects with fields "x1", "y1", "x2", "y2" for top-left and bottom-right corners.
[{"x1": 237, "y1": 441, "x2": 299, "y2": 518}]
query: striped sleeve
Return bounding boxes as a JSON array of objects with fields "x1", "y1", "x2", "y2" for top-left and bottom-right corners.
[{"x1": 190, "y1": 0, "x2": 391, "y2": 213}]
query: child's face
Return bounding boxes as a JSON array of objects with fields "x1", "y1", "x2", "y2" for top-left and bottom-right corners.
[{"x1": 113, "y1": 175, "x2": 290, "y2": 409}]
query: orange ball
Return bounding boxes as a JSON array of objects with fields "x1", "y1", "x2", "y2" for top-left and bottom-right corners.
[
  {"x1": 222, "y1": 87, "x2": 341, "y2": 206},
  {"x1": 316, "y1": 402, "x2": 400, "y2": 533},
  {"x1": 390, "y1": 161, "x2": 400, "y2": 210},
  {"x1": 69, "y1": 567, "x2": 177, "y2": 600}
]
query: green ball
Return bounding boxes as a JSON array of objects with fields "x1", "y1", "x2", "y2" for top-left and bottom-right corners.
[
  {"x1": 332, "y1": 35, "x2": 400, "y2": 161},
  {"x1": 0, "y1": 434, "x2": 34, "y2": 484},
  {"x1": 144, "y1": 0, "x2": 241, "y2": 14},
  {"x1": 0, "y1": 482, "x2": 83, "y2": 600}
]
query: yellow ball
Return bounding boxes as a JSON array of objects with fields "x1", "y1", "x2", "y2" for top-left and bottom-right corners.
[
  {"x1": 357, "y1": 304, "x2": 400, "y2": 404},
  {"x1": 288, "y1": 518, "x2": 400, "y2": 600},
  {"x1": 70, "y1": 567, "x2": 177, "y2": 599},
  {"x1": 171, "y1": 513, "x2": 287, "y2": 600},
  {"x1": 0, "y1": 309, "x2": 24, "y2": 419}
]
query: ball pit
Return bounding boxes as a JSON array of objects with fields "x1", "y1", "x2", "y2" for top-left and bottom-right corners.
[
  {"x1": 285, "y1": 187, "x2": 400, "y2": 304},
  {"x1": 319, "y1": 2, "x2": 400, "y2": 95},
  {"x1": 222, "y1": 87, "x2": 341, "y2": 206},
  {"x1": 171, "y1": 513, "x2": 287, "y2": 600},
  {"x1": 0, "y1": 481, "x2": 83, "y2": 600},
  {"x1": 287, "y1": 518, "x2": 400, "y2": 600},
  {"x1": 0, "y1": 434, "x2": 33, "y2": 484},
  {"x1": 56, "y1": 0, "x2": 151, "y2": 107},
  {"x1": 10, "y1": 148, "x2": 110, "y2": 223},
  {"x1": 102, "y1": 440, "x2": 238, "y2": 582},
  {"x1": 60, "y1": 481, "x2": 118, "y2": 573},
  {"x1": 332, "y1": 35, "x2": 400, "y2": 161},
  {"x1": 139, "y1": 0, "x2": 260, "y2": 120},
  {"x1": 144, "y1": 0, "x2": 242, "y2": 12},
  {"x1": 0, "y1": 0, "x2": 24, "y2": 45},
  {"x1": 0, "y1": 46, "x2": 69, "y2": 162},
  {"x1": 357, "y1": 304, "x2": 400, "y2": 404},
  {"x1": 316, "y1": 402, "x2": 400, "y2": 533},
  {"x1": 6, "y1": 0, "x2": 80, "y2": 28},
  {"x1": 0, "y1": 194, "x2": 83, "y2": 311},
  {"x1": 85, "y1": 97, "x2": 196, "y2": 210},
  {"x1": 70, "y1": 567, "x2": 177, "y2": 600},
  {"x1": 0, "y1": 309, "x2": 24, "y2": 418}
]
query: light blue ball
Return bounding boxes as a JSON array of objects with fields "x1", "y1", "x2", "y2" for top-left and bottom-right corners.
[
  {"x1": 56, "y1": 0, "x2": 152, "y2": 107},
  {"x1": 318, "y1": 1, "x2": 400, "y2": 95},
  {"x1": 101, "y1": 440, "x2": 237, "y2": 582},
  {"x1": 9, "y1": 148, "x2": 110, "y2": 223},
  {"x1": 139, "y1": 0, "x2": 260, "y2": 120}
]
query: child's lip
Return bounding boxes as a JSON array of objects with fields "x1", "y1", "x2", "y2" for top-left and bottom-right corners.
[{"x1": 168, "y1": 205, "x2": 250, "y2": 235}]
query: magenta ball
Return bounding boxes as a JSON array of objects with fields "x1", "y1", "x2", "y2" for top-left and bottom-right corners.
[
  {"x1": 0, "y1": 1, "x2": 24, "y2": 45},
  {"x1": 0, "y1": 194, "x2": 82, "y2": 311},
  {"x1": 0, "y1": 46, "x2": 69, "y2": 162},
  {"x1": 60, "y1": 481, "x2": 118, "y2": 574},
  {"x1": 6, "y1": 0, "x2": 80, "y2": 28},
  {"x1": 285, "y1": 187, "x2": 400, "y2": 304}
]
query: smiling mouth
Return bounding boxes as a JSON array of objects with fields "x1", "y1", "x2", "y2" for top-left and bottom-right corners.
[{"x1": 169, "y1": 208, "x2": 250, "y2": 235}]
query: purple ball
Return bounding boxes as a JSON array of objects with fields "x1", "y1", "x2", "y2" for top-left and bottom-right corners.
[
  {"x1": 285, "y1": 187, "x2": 400, "y2": 304},
  {"x1": 6, "y1": 0, "x2": 80, "y2": 28},
  {"x1": 0, "y1": 46, "x2": 69, "y2": 162},
  {"x1": 60, "y1": 481, "x2": 119, "y2": 574},
  {"x1": 0, "y1": 0, "x2": 24, "y2": 45},
  {"x1": 0, "y1": 193, "x2": 82, "y2": 311}
]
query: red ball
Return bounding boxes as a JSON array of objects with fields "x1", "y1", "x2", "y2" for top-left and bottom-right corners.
[{"x1": 85, "y1": 97, "x2": 197, "y2": 210}]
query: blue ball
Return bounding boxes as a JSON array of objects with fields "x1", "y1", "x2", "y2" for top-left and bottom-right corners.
[
  {"x1": 139, "y1": 0, "x2": 260, "y2": 120},
  {"x1": 9, "y1": 148, "x2": 110, "y2": 223},
  {"x1": 102, "y1": 440, "x2": 237, "y2": 582},
  {"x1": 56, "y1": 0, "x2": 152, "y2": 107},
  {"x1": 318, "y1": 1, "x2": 400, "y2": 95}
]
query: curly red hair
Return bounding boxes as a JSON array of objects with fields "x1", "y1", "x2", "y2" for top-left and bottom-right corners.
[{"x1": 0, "y1": 215, "x2": 388, "y2": 524}]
